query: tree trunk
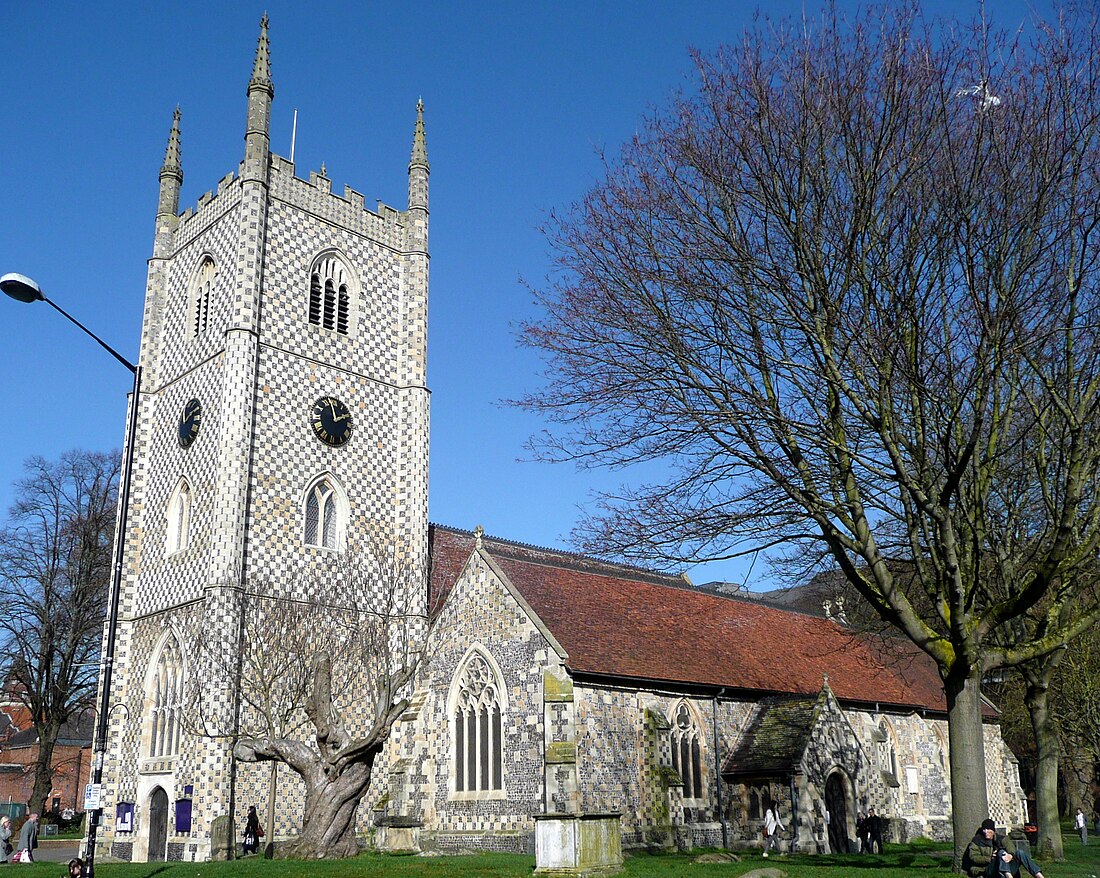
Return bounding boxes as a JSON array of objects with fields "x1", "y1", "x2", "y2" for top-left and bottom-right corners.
[
  {"x1": 1026, "y1": 677, "x2": 1064, "y2": 860},
  {"x1": 278, "y1": 759, "x2": 374, "y2": 859},
  {"x1": 947, "y1": 667, "x2": 989, "y2": 872},
  {"x1": 265, "y1": 761, "x2": 278, "y2": 856},
  {"x1": 29, "y1": 732, "x2": 58, "y2": 816}
]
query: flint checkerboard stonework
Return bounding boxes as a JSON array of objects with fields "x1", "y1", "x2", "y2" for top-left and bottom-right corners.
[{"x1": 98, "y1": 30, "x2": 430, "y2": 859}]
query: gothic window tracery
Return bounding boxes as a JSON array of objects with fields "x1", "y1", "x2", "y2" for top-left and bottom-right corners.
[
  {"x1": 192, "y1": 257, "x2": 215, "y2": 337},
  {"x1": 453, "y1": 652, "x2": 503, "y2": 793},
  {"x1": 670, "y1": 701, "x2": 704, "y2": 800},
  {"x1": 147, "y1": 635, "x2": 184, "y2": 758},
  {"x1": 308, "y1": 254, "x2": 351, "y2": 334},
  {"x1": 304, "y1": 476, "x2": 341, "y2": 550},
  {"x1": 166, "y1": 479, "x2": 191, "y2": 555}
]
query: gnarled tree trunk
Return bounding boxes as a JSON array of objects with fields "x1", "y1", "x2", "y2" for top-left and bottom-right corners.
[
  {"x1": 233, "y1": 651, "x2": 411, "y2": 859},
  {"x1": 280, "y1": 758, "x2": 376, "y2": 859}
]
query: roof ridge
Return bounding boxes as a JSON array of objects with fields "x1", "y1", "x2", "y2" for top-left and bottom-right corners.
[{"x1": 429, "y1": 522, "x2": 684, "y2": 585}]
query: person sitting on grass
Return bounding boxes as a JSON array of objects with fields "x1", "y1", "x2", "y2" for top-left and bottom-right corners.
[{"x1": 963, "y1": 819, "x2": 1045, "y2": 878}]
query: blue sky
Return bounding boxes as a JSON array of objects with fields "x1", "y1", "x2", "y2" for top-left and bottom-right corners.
[{"x1": 0, "y1": 1, "x2": 1055, "y2": 589}]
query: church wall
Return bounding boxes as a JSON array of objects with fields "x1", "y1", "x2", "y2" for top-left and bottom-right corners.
[
  {"x1": 375, "y1": 550, "x2": 557, "y2": 853},
  {"x1": 102, "y1": 606, "x2": 237, "y2": 863},
  {"x1": 985, "y1": 722, "x2": 1027, "y2": 831},
  {"x1": 573, "y1": 686, "x2": 751, "y2": 850},
  {"x1": 565, "y1": 683, "x2": 1024, "y2": 853}
]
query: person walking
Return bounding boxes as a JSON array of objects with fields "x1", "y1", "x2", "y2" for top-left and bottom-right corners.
[
  {"x1": 0, "y1": 816, "x2": 12, "y2": 863},
  {"x1": 762, "y1": 801, "x2": 785, "y2": 858},
  {"x1": 242, "y1": 806, "x2": 261, "y2": 856},
  {"x1": 14, "y1": 813, "x2": 37, "y2": 864},
  {"x1": 1075, "y1": 807, "x2": 1088, "y2": 845},
  {"x1": 865, "y1": 807, "x2": 884, "y2": 854},
  {"x1": 855, "y1": 811, "x2": 869, "y2": 853}
]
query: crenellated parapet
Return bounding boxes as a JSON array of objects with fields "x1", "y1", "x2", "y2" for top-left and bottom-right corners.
[{"x1": 267, "y1": 154, "x2": 413, "y2": 252}]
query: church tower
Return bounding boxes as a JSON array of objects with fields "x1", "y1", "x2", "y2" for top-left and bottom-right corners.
[{"x1": 99, "y1": 18, "x2": 430, "y2": 861}]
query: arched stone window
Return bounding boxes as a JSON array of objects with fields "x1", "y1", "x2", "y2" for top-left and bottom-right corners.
[
  {"x1": 748, "y1": 786, "x2": 765, "y2": 820},
  {"x1": 452, "y1": 651, "x2": 504, "y2": 795},
  {"x1": 165, "y1": 479, "x2": 191, "y2": 555},
  {"x1": 934, "y1": 725, "x2": 949, "y2": 774},
  {"x1": 878, "y1": 718, "x2": 900, "y2": 782},
  {"x1": 303, "y1": 475, "x2": 343, "y2": 550},
  {"x1": 308, "y1": 254, "x2": 351, "y2": 334},
  {"x1": 147, "y1": 634, "x2": 184, "y2": 758},
  {"x1": 670, "y1": 701, "x2": 704, "y2": 800},
  {"x1": 191, "y1": 257, "x2": 215, "y2": 337}
]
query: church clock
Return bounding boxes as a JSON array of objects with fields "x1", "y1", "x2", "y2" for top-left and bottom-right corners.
[
  {"x1": 310, "y1": 396, "x2": 353, "y2": 447},
  {"x1": 178, "y1": 398, "x2": 202, "y2": 448}
]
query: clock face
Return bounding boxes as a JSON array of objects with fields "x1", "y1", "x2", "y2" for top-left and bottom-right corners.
[
  {"x1": 310, "y1": 396, "x2": 353, "y2": 447},
  {"x1": 178, "y1": 398, "x2": 202, "y2": 449}
]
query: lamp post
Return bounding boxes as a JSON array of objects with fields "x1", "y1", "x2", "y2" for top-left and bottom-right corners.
[{"x1": 1, "y1": 272, "x2": 140, "y2": 878}]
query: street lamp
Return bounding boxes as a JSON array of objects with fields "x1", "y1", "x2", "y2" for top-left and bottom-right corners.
[{"x1": 0, "y1": 272, "x2": 140, "y2": 878}]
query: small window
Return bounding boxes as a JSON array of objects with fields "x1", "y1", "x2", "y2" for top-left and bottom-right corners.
[
  {"x1": 166, "y1": 479, "x2": 191, "y2": 555},
  {"x1": 453, "y1": 652, "x2": 503, "y2": 794},
  {"x1": 308, "y1": 254, "x2": 351, "y2": 334},
  {"x1": 670, "y1": 701, "x2": 705, "y2": 800},
  {"x1": 192, "y1": 257, "x2": 215, "y2": 337},
  {"x1": 304, "y1": 476, "x2": 341, "y2": 549},
  {"x1": 748, "y1": 787, "x2": 763, "y2": 820}
]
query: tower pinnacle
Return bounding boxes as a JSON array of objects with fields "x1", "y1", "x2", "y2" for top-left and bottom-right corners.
[
  {"x1": 156, "y1": 107, "x2": 183, "y2": 228},
  {"x1": 250, "y1": 13, "x2": 273, "y2": 95},
  {"x1": 162, "y1": 106, "x2": 183, "y2": 180},
  {"x1": 407, "y1": 99, "x2": 429, "y2": 217},
  {"x1": 409, "y1": 98, "x2": 429, "y2": 171},
  {"x1": 243, "y1": 14, "x2": 274, "y2": 184}
]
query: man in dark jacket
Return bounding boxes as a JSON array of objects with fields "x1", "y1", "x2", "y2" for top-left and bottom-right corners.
[
  {"x1": 963, "y1": 819, "x2": 1046, "y2": 878},
  {"x1": 865, "y1": 808, "x2": 884, "y2": 853}
]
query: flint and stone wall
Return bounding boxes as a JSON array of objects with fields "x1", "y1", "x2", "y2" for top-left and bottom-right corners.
[{"x1": 379, "y1": 560, "x2": 1028, "y2": 855}]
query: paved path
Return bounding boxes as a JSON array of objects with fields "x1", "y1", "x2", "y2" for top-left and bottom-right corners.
[{"x1": 32, "y1": 840, "x2": 80, "y2": 863}]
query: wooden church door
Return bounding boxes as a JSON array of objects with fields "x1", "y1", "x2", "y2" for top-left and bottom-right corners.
[{"x1": 148, "y1": 787, "x2": 169, "y2": 861}]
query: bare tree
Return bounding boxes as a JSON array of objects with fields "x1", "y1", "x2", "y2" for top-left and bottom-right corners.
[
  {"x1": 0, "y1": 451, "x2": 118, "y2": 814},
  {"x1": 185, "y1": 542, "x2": 427, "y2": 859},
  {"x1": 1051, "y1": 627, "x2": 1100, "y2": 814},
  {"x1": 519, "y1": 6, "x2": 1100, "y2": 862}
]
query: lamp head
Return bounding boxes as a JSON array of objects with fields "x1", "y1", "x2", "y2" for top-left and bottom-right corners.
[{"x1": 0, "y1": 273, "x2": 44, "y2": 304}]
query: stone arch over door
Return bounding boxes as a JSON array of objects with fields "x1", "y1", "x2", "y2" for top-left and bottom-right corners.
[
  {"x1": 824, "y1": 770, "x2": 852, "y2": 854},
  {"x1": 147, "y1": 786, "x2": 169, "y2": 862}
]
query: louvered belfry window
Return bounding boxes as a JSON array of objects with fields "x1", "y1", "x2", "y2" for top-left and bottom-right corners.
[
  {"x1": 192, "y1": 257, "x2": 215, "y2": 337},
  {"x1": 308, "y1": 255, "x2": 350, "y2": 334}
]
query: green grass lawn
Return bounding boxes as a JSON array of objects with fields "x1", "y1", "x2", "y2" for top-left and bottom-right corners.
[{"x1": 25, "y1": 828, "x2": 1100, "y2": 877}]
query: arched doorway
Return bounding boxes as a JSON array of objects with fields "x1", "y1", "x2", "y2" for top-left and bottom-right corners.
[
  {"x1": 824, "y1": 772, "x2": 849, "y2": 854},
  {"x1": 148, "y1": 787, "x2": 169, "y2": 862}
]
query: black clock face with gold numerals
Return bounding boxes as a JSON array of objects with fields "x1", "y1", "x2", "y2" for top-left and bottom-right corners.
[
  {"x1": 178, "y1": 398, "x2": 202, "y2": 448},
  {"x1": 310, "y1": 396, "x2": 353, "y2": 447}
]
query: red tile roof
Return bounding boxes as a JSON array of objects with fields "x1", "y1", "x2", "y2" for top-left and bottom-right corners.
[{"x1": 428, "y1": 525, "x2": 959, "y2": 715}]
